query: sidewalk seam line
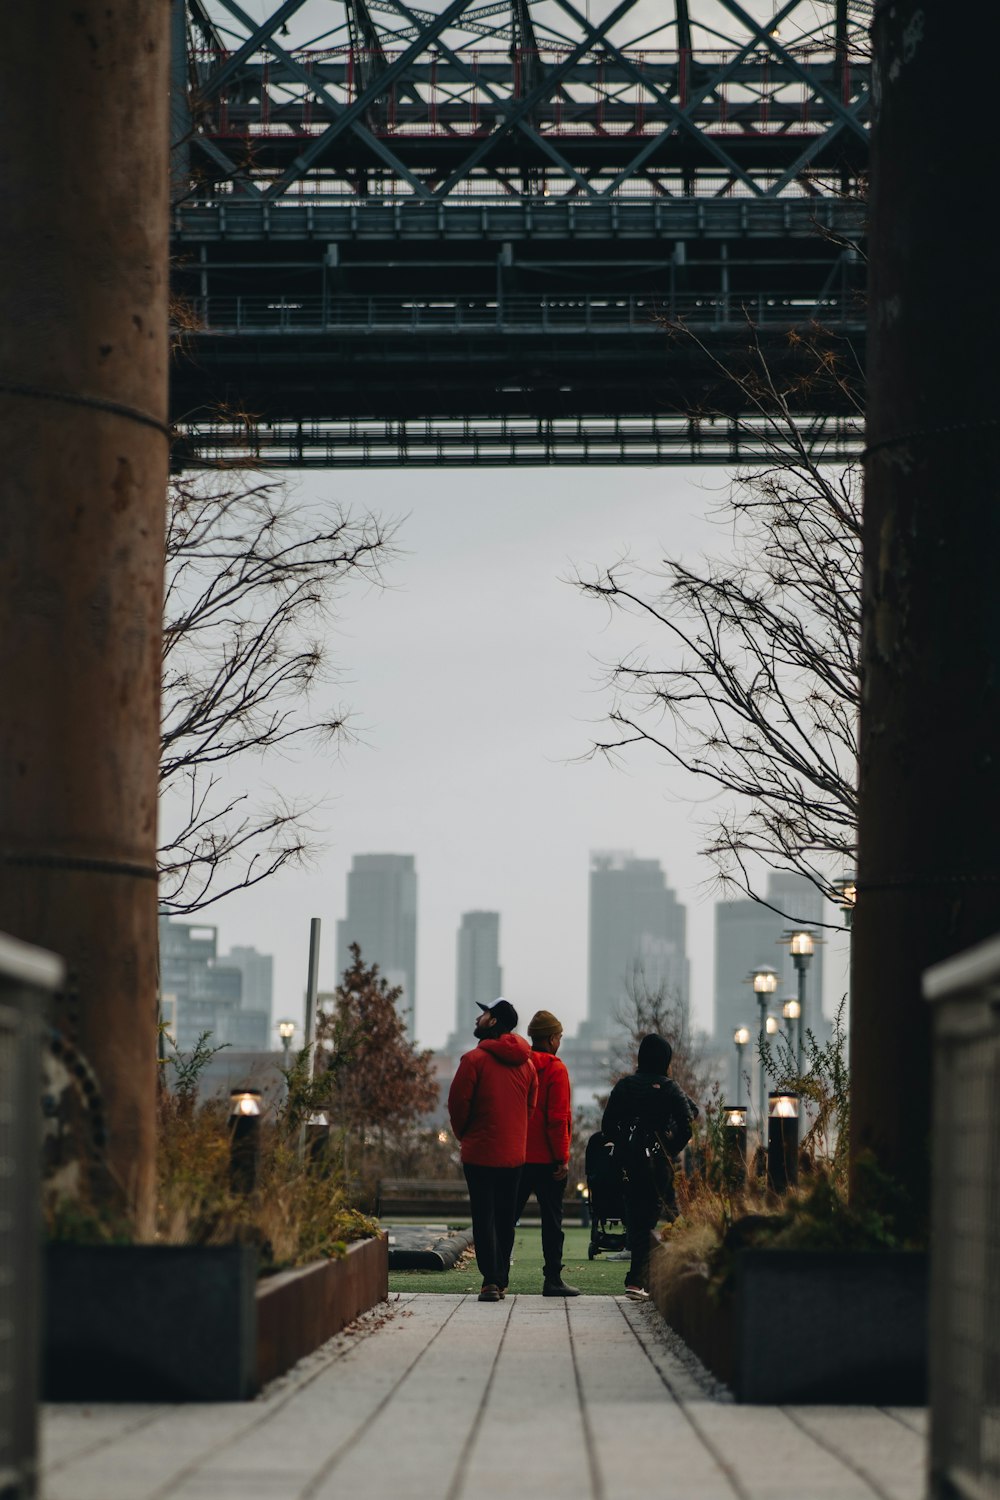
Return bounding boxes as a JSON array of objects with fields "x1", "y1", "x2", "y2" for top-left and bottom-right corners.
[
  {"x1": 565, "y1": 1299, "x2": 604, "y2": 1500},
  {"x1": 42, "y1": 1407, "x2": 172, "y2": 1478},
  {"x1": 443, "y1": 1294, "x2": 516, "y2": 1500},
  {"x1": 781, "y1": 1406, "x2": 898, "y2": 1500},
  {"x1": 615, "y1": 1299, "x2": 749, "y2": 1500}
]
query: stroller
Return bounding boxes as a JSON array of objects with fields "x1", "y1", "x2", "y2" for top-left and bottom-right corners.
[{"x1": 584, "y1": 1130, "x2": 629, "y2": 1259}]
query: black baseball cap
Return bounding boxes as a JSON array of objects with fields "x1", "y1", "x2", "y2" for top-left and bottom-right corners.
[{"x1": 476, "y1": 998, "x2": 519, "y2": 1032}]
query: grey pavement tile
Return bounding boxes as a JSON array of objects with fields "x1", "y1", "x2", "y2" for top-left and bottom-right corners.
[
  {"x1": 883, "y1": 1408, "x2": 929, "y2": 1437},
  {"x1": 784, "y1": 1407, "x2": 926, "y2": 1500},
  {"x1": 687, "y1": 1404, "x2": 893, "y2": 1500},
  {"x1": 41, "y1": 1404, "x2": 168, "y2": 1471},
  {"x1": 305, "y1": 1296, "x2": 516, "y2": 1500}
]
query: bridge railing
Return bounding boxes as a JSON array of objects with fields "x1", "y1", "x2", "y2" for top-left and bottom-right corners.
[{"x1": 186, "y1": 291, "x2": 863, "y2": 335}]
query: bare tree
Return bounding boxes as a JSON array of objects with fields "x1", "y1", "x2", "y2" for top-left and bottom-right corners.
[
  {"x1": 158, "y1": 472, "x2": 395, "y2": 912},
  {"x1": 611, "y1": 964, "x2": 711, "y2": 1107},
  {"x1": 577, "y1": 321, "x2": 863, "y2": 910}
]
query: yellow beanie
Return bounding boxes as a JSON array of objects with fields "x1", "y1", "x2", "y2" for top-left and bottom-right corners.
[{"x1": 527, "y1": 1009, "x2": 562, "y2": 1037}]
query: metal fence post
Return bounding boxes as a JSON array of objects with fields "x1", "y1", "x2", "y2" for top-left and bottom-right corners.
[{"x1": 0, "y1": 932, "x2": 64, "y2": 1500}]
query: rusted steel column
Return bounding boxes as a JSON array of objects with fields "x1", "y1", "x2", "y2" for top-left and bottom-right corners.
[
  {"x1": 852, "y1": 0, "x2": 1000, "y2": 1223},
  {"x1": 0, "y1": 3, "x2": 170, "y2": 1227}
]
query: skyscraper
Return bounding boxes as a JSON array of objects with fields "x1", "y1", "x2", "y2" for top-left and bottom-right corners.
[
  {"x1": 453, "y1": 911, "x2": 502, "y2": 1040},
  {"x1": 224, "y1": 944, "x2": 274, "y2": 1040},
  {"x1": 159, "y1": 917, "x2": 271, "y2": 1051},
  {"x1": 336, "y1": 854, "x2": 418, "y2": 1039},
  {"x1": 714, "y1": 870, "x2": 827, "y2": 1097},
  {"x1": 585, "y1": 852, "x2": 689, "y2": 1039}
]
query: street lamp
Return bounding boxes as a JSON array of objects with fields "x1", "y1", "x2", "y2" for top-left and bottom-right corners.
[
  {"x1": 733, "y1": 1025, "x2": 751, "y2": 1109},
  {"x1": 277, "y1": 1019, "x2": 295, "y2": 1059},
  {"x1": 767, "y1": 1089, "x2": 800, "y2": 1194},
  {"x1": 751, "y1": 967, "x2": 778, "y2": 1127},
  {"x1": 783, "y1": 997, "x2": 801, "y2": 1066},
  {"x1": 787, "y1": 931, "x2": 815, "y2": 1075},
  {"x1": 834, "y1": 874, "x2": 857, "y2": 929}
]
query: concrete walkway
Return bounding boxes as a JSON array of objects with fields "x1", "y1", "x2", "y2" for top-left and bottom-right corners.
[{"x1": 41, "y1": 1294, "x2": 928, "y2": 1500}]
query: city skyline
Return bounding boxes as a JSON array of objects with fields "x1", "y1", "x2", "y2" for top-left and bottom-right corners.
[{"x1": 196, "y1": 471, "x2": 851, "y2": 1051}]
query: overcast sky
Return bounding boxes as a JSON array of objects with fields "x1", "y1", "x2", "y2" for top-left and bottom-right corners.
[{"x1": 181, "y1": 463, "x2": 850, "y2": 1050}]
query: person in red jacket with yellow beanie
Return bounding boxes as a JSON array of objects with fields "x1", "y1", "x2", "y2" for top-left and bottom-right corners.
[
  {"x1": 513, "y1": 1009, "x2": 579, "y2": 1297},
  {"x1": 448, "y1": 998, "x2": 537, "y2": 1302}
]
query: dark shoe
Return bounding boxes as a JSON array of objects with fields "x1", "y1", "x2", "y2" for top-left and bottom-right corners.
[
  {"x1": 543, "y1": 1278, "x2": 581, "y2": 1297},
  {"x1": 478, "y1": 1284, "x2": 501, "y2": 1302},
  {"x1": 498, "y1": 1286, "x2": 507, "y2": 1299}
]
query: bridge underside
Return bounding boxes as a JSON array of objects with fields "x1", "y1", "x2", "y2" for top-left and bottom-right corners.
[
  {"x1": 172, "y1": 199, "x2": 866, "y2": 466},
  {"x1": 171, "y1": 0, "x2": 869, "y2": 467}
]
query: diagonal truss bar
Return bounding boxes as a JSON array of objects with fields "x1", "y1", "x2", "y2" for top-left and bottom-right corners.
[
  {"x1": 583, "y1": 0, "x2": 808, "y2": 196},
  {"x1": 213, "y1": 0, "x2": 433, "y2": 196},
  {"x1": 191, "y1": 131, "x2": 263, "y2": 195},
  {"x1": 198, "y1": 0, "x2": 309, "y2": 100},
  {"x1": 764, "y1": 92, "x2": 869, "y2": 195},
  {"x1": 717, "y1": 0, "x2": 868, "y2": 143},
  {"x1": 383, "y1": 0, "x2": 597, "y2": 195},
  {"x1": 430, "y1": 0, "x2": 640, "y2": 198},
  {"x1": 261, "y1": 0, "x2": 477, "y2": 198}
]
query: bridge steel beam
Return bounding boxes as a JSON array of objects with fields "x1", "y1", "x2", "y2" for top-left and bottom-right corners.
[{"x1": 1, "y1": 2, "x2": 170, "y2": 1225}]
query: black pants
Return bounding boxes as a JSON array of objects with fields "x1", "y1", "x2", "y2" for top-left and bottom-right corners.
[
  {"x1": 464, "y1": 1163, "x2": 522, "y2": 1288},
  {"x1": 514, "y1": 1162, "x2": 567, "y2": 1282}
]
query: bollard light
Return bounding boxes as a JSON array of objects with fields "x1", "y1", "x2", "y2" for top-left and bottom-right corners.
[
  {"x1": 767, "y1": 1089, "x2": 800, "y2": 1194},
  {"x1": 304, "y1": 1109, "x2": 330, "y2": 1166},
  {"x1": 277, "y1": 1019, "x2": 295, "y2": 1059},
  {"x1": 750, "y1": 967, "x2": 779, "y2": 1125},
  {"x1": 765, "y1": 1014, "x2": 781, "y2": 1036},
  {"x1": 783, "y1": 999, "x2": 801, "y2": 1020},
  {"x1": 722, "y1": 1103, "x2": 748, "y2": 1180},
  {"x1": 786, "y1": 931, "x2": 818, "y2": 1076},
  {"x1": 834, "y1": 874, "x2": 857, "y2": 929},
  {"x1": 229, "y1": 1088, "x2": 262, "y2": 1194}
]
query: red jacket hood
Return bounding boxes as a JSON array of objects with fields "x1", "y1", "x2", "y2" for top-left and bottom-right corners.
[{"x1": 478, "y1": 1032, "x2": 532, "y2": 1066}]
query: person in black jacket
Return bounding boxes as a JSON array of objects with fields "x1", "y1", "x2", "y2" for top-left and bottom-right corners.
[{"x1": 601, "y1": 1034, "x2": 698, "y2": 1298}]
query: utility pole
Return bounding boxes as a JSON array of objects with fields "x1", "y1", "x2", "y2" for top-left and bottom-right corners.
[
  {"x1": 0, "y1": 3, "x2": 171, "y2": 1230},
  {"x1": 852, "y1": 0, "x2": 1000, "y2": 1224}
]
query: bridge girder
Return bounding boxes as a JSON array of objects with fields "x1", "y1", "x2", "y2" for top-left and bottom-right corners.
[{"x1": 171, "y1": 0, "x2": 869, "y2": 465}]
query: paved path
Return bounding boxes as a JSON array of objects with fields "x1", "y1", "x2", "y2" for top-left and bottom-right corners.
[{"x1": 41, "y1": 1294, "x2": 928, "y2": 1500}]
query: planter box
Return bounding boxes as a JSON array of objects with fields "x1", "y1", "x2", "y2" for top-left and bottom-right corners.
[
  {"x1": 256, "y1": 1235, "x2": 388, "y2": 1387},
  {"x1": 657, "y1": 1250, "x2": 928, "y2": 1404},
  {"x1": 44, "y1": 1234, "x2": 388, "y2": 1402},
  {"x1": 45, "y1": 1244, "x2": 258, "y2": 1402}
]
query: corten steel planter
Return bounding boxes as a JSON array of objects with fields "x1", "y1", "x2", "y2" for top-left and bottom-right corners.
[
  {"x1": 655, "y1": 1250, "x2": 928, "y2": 1404},
  {"x1": 256, "y1": 1235, "x2": 388, "y2": 1387},
  {"x1": 44, "y1": 1234, "x2": 388, "y2": 1402}
]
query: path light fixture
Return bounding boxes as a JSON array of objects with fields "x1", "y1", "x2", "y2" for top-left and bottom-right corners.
[
  {"x1": 277, "y1": 1019, "x2": 295, "y2": 1059},
  {"x1": 723, "y1": 1104, "x2": 748, "y2": 1178},
  {"x1": 304, "y1": 1109, "x2": 330, "y2": 1166},
  {"x1": 786, "y1": 932, "x2": 816, "y2": 1075},
  {"x1": 229, "y1": 1088, "x2": 262, "y2": 1194},
  {"x1": 834, "y1": 874, "x2": 857, "y2": 929},
  {"x1": 765, "y1": 1014, "x2": 781, "y2": 1036},
  {"x1": 767, "y1": 1090, "x2": 800, "y2": 1194},
  {"x1": 733, "y1": 1025, "x2": 751, "y2": 1109},
  {"x1": 750, "y1": 967, "x2": 779, "y2": 1126}
]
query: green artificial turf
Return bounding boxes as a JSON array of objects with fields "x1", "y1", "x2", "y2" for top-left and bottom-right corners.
[{"x1": 388, "y1": 1225, "x2": 632, "y2": 1296}]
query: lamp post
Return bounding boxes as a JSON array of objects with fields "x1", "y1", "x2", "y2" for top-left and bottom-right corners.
[
  {"x1": 833, "y1": 874, "x2": 857, "y2": 930},
  {"x1": 229, "y1": 1088, "x2": 262, "y2": 1194},
  {"x1": 783, "y1": 998, "x2": 801, "y2": 1070},
  {"x1": 767, "y1": 1090, "x2": 800, "y2": 1194},
  {"x1": 277, "y1": 1019, "x2": 295, "y2": 1060},
  {"x1": 751, "y1": 966, "x2": 778, "y2": 1128},
  {"x1": 788, "y1": 932, "x2": 815, "y2": 1075},
  {"x1": 733, "y1": 1025, "x2": 751, "y2": 1109}
]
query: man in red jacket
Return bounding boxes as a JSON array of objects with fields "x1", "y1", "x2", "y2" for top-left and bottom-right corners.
[
  {"x1": 514, "y1": 1009, "x2": 579, "y2": 1297},
  {"x1": 448, "y1": 998, "x2": 537, "y2": 1303}
]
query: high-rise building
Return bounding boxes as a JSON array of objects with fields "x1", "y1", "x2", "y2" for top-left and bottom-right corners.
[
  {"x1": 224, "y1": 944, "x2": 274, "y2": 1041},
  {"x1": 714, "y1": 870, "x2": 827, "y2": 1098},
  {"x1": 336, "y1": 853, "x2": 418, "y2": 1039},
  {"x1": 452, "y1": 911, "x2": 502, "y2": 1043},
  {"x1": 159, "y1": 917, "x2": 271, "y2": 1052},
  {"x1": 585, "y1": 852, "x2": 689, "y2": 1039}
]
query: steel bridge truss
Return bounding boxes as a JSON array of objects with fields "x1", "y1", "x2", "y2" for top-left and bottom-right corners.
[{"x1": 171, "y1": 0, "x2": 869, "y2": 466}]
